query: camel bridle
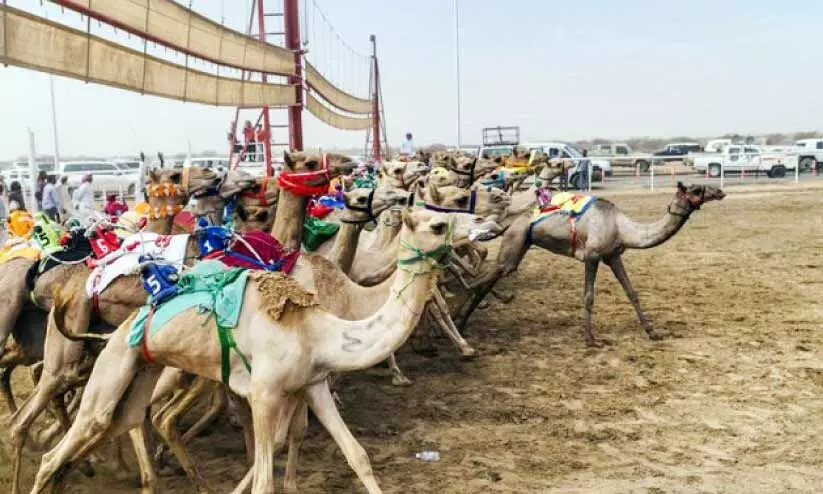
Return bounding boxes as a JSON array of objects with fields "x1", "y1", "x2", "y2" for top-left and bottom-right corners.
[{"x1": 341, "y1": 188, "x2": 377, "y2": 225}]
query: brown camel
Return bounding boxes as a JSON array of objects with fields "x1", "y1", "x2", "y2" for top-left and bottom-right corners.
[
  {"x1": 463, "y1": 182, "x2": 725, "y2": 346},
  {"x1": 32, "y1": 210, "x2": 489, "y2": 494}
]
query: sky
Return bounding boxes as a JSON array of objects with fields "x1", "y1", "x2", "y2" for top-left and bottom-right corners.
[{"x1": 1, "y1": 0, "x2": 822, "y2": 160}]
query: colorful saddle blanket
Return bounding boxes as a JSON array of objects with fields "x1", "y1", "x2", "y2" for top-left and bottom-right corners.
[
  {"x1": 531, "y1": 192, "x2": 596, "y2": 223},
  {"x1": 302, "y1": 216, "x2": 339, "y2": 252},
  {"x1": 26, "y1": 228, "x2": 94, "y2": 290},
  {"x1": 0, "y1": 238, "x2": 40, "y2": 264},
  {"x1": 201, "y1": 228, "x2": 298, "y2": 274},
  {"x1": 85, "y1": 232, "x2": 190, "y2": 298},
  {"x1": 128, "y1": 260, "x2": 251, "y2": 384}
]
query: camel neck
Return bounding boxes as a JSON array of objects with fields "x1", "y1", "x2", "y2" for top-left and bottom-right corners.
[
  {"x1": 375, "y1": 211, "x2": 402, "y2": 247},
  {"x1": 329, "y1": 221, "x2": 363, "y2": 274},
  {"x1": 619, "y1": 196, "x2": 691, "y2": 250},
  {"x1": 270, "y1": 191, "x2": 308, "y2": 251},
  {"x1": 313, "y1": 233, "x2": 438, "y2": 372}
]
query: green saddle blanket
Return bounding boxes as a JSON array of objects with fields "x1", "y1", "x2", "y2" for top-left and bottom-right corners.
[
  {"x1": 128, "y1": 260, "x2": 249, "y2": 349},
  {"x1": 302, "y1": 216, "x2": 339, "y2": 251}
]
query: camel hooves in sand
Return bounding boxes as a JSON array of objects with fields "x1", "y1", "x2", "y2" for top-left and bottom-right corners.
[{"x1": 391, "y1": 375, "x2": 413, "y2": 387}]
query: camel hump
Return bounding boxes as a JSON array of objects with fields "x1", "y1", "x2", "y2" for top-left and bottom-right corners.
[{"x1": 250, "y1": 271, "x2": 316, "y2": 321}]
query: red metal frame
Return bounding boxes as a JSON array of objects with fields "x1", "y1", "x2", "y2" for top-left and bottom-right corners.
[
  {"x1": 283, "y1": 0, "x2": 304, "y2": 152},
  {"x1": 256, "y1": 0, "x2": 274, "y2": 175}
]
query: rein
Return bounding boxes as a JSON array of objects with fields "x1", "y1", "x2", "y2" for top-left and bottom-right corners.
[
  {"x1": 423, "y1": 190, "x2": 477, "y2": 215},
  {"x1": 277, "y1": 153, "x2": 330, "y2": 197},
  {"x1": 668, "y1": 188, "x2": 704, "y2": 218},
  {"x1": 341, "y1": 188, "x2": 376, "y2": 224},
  {"x1": 396, "y1": 218, "x2": 454, "y2": 296}
]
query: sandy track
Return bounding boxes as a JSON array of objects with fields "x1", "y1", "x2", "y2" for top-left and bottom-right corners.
[{"x1": 2, "y1": 186, "x2": 823, "y2": 493}]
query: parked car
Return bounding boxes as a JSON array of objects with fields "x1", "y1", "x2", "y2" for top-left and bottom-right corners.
[
  {"x1": 183, "y1": 156, "x2": 231, "y2": 170},
  {"x1": 653, "y1": 142, "x2": 703, "y2": 164},
  {"x1": 692, "y1": 145, "x2": 796, "y2": 178},
  {"x1": 60, "y1": 161, "x2": 139, "y2": 196},
  {"x1": 793, "y1": 138, "x2": 823, "y2": 171},
  {"x1": 590, "y1": 143, "x2": 653, "y2": 172},
  {"x1": 527, "y1": 141, "x2": 612, "y2": 179},
  {"x1": 1, "y1": 160, "x2": 56, "y2": 184}
]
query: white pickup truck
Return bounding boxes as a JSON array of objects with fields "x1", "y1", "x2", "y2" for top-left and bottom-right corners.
[
  {"x1": 794, "y1": 138, "x2": 823, "y2": 171},
  {"x1": 692, "y1": 145, "x2": 796, "y2": 178}
]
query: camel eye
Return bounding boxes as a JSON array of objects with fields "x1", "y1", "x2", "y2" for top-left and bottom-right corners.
[
  {"x1": 306, "y1": 160, "x2": 318, "y2": 169},
  {"x1": 357, "y1": 196, "x2": 367, "y2": 204},
  {"x1": 430, "y1": 222, "x2": 447, "y2": 235},
  {"x1": 455, "y1": 196, "x2": 468, "y2": 207}
]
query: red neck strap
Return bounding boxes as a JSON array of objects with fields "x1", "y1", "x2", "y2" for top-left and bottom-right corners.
[{"x1": 277, "y1": 153, "x2": 330, "y2": 197}]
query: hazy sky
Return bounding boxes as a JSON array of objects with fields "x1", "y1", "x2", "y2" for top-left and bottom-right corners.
[{"x1": 1, "y1": 0, "x2": 821, "y2": 160}]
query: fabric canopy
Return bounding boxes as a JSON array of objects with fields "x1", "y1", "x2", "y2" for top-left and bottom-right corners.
[
  {"x1": 306, "y1": 94, "x2": 371, "y2": 131},
  {"x1": 50, "y1": 0, "x2": 295, "y2": 76},
  {"x1": 305, "y1": 62, "x2": 372, "y2": 115},
  {"x1": 0, "y1": 5, "x2": 296, "y2": 107}
]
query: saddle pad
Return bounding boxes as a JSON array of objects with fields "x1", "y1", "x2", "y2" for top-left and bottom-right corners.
[
  {"x1": 0, "y1": 239, "x2": 40, "y2": 264},
  {"x1": 206, "y1": 230, "x2": 299, "y2": 274},
  {"x1": 302, "y1": 216, "x2": 339, "y2": 252},
  {"x1": 128, "y1": 260, "x2": 249, "y2": 348},
  {"x1": 86, "y1": 232, "x2": 190, "y2": 298},
  {"x1": 531, "y1": 192, "x2": 596, "y2": 223}
]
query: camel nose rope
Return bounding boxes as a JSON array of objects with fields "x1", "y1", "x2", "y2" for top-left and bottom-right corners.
[{"x1": 395, "y1": 217, "x2": 454, "y2": 297}]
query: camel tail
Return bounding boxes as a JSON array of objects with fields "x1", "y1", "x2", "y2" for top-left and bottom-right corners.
[{"x1": 50, "y1": 287, "x2": 112, "y2": 343}]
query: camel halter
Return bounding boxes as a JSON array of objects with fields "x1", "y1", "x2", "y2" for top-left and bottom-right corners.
[
  {"x1": 396, "y1": 217, "x2": 454, "y2": 296},
  {"x1": 340, "y1": 188, "x2": 377, "y2": 224},
  {"x1": 277, "y1": 154, "x2": 330, "y2": 196},
  {"x1": 423, "y1": 190, "x2": 477, "y2": 215},
  {"x1": 145, "y1": 183, "x2": 186, "y2": 220},
  {"x1": 668, "y1": 187, "x2": 704, "y2": 218}
]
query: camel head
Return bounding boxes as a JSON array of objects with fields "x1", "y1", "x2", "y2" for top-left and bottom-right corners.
[
  {"x1": 418, "y1": 183, "x2": 510, "y2": 219},
  {"x1": 401, "y1": 210, "x2": 501, "y2": 250},
  {"x1": 381, "y1": 160, "x2": 425, "y2": 190},
  {"x1": 675, "y1": 182, "x2": 726, "y2": 210},
  {"x1": 282, "y1": 151, "x2": 356, "y2": 186},
  {"x1": 235, "y1": 204, "x2": 275, "y2": 232},
  {"x1": 155, "y1": 167, "x2": 221, "y2": 198},
  {"x1": 342, "y1": 187, "x2": 410, "y2": 223},
  {"x1": 219, "y1": 169, "x2": 258, "y2": 199}
]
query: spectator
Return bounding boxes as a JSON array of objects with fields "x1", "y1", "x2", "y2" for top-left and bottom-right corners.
[
  {"x1": 8, "y1": 181, "x2": 25, "y2": 211},
  {"x1": 401, "y1": 132, "x2": 414, "y2": 156},
  {"x1": 57, "y1": 175, "x2": 71, "y2": 218},
  {"x1": 0, "y1": 176, "x2": 7, "y2": 218},
  {"x1": 72, "y1": 174, "x2": 94, "y2": 219},
  {"x1": 35, "y1": 170, "x2": 47, "y2": 209},
  {"x1": 104, "y1": 193, "x2": 128, "y2": 218},
  {"x1": 41, "y1": 174, "x2": 60, "y2": 221},
  {"x1": 243, "y1": 120, "x2": 256, "y2": 162}
]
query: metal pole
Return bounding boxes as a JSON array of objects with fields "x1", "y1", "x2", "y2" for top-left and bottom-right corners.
[
  {"x1": 795, "y1": 155, "x2": 799, "y2": 184},
  {"x1": 49, "y1": 75, "x2": 61, "y2": 171},
  {"x1": 454, "y1": 0, "x2": 462, "y2": 148},
  {"x1": 284, "y1": 0, "x2": 304, "y2": 152},
  {"x1": 27, "y1": 128, "x2": 38, "y2": 213},
  {"x1": 256, "y1": 0, "x2": 274, "y2": 175},
  {"x1": 370, "y1": 34, "x2": 381, "y2": 163},
  {"x1": 649, "y1": 160, "x2": 654, "y2": 192}
]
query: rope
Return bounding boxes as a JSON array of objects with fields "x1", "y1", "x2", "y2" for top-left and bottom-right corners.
[{"x1": 395, "y1": 218, "x2": 454, "y2": 297}]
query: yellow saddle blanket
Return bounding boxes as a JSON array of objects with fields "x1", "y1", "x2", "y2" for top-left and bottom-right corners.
[
  {"x1": 532, "y1": 192, "x2": 596, "y2": 222},
  {"x1": 0, "y1": 239, "x2": 41, "y2": 264}
]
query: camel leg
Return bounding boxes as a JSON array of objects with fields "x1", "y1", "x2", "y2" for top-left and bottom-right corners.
[
  {"x1": 1, "y1": 364, "x2": 18, "y2": 412},
  {"x1": 129, "y1": 417, "x2": 159, "y2": 494},
  {"x1": 430, "y1": 289, "x2": 475, "y2": 358},
  {"x1": 604, "y1": 254, "x2": 662, "y2": 341},
  {"x1": 583, "y1": 259, "x2": 600, "y2": 347},
  {"x1": 284, "y1": 399, "x2": 308, "y2": 494},
  {"x1": 153, "y1": 376, "x2": 216, "y2": 493},
  {"x1": 181, "y1": 385, "x2": 228, "y2": 444},
  {"x1": 305, "y1": 380, "x2": 383, "y2": 494},
  {"x1": 28, "y1": 330, "x2": 155, "y2": 494},
  {"x1": 249, "y1": 391, "x2": 286, "y2": 493},
  {"x1": 387, "y1": 353, "x2": 411, "y2": 387},
  {"x1": 227, "y1": 392, "x2": 255, "y2": 465}
]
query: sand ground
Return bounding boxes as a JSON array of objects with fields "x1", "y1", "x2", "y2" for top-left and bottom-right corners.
[{"x1": 2, "y1": 184, "x2": 823, "y2": 493}]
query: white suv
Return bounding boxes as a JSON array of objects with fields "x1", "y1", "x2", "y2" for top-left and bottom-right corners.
[
  {"x1": 60, "y1": 161, "x2": 139, "y2": 196},
  {"x1": 793, "y1": 139, "x2": 823, "y2": 172}
]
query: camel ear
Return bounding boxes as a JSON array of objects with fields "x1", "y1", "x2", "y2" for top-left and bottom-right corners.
[
  {"x1": 401, "y1": 209, "x2": 416, "y2": 231},
  {"x1": 677, "y1": 181, "x2": 687, "y2": 193},
  {"x1": 283, "y1": 151, "x2": 293, "y2": 168},
  {"x1": 445, "y1": 155, "x2": 456, "y2": 168},
  {"x1": 427, "y1": 182, "x2": 442, "y2": 203},
  {"x1": 236, "y1": 205, "x2": 249, "y2": 222}
]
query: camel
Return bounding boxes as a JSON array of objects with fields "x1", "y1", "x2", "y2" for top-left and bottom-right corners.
[
  {"x1": 462, "y1": 182, "x2": 725, "y2": 346},
  {"x1": 5, "y1": 167, "x2": 260, "y2": 494},
  {"x1": 31, "y1": 210, "x2": 491, "y2": 494},
  {"x1": 379, "y1": 160, "x2": 427, "y2": 190}
]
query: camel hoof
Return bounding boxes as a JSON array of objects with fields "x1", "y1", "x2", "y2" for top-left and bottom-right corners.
[
  {"x1": 459, "y1": 346, "x2": 478, "y2": 360},
  {"x1": 153, "y1": 445, "x2": 169, "y2": 467},
  {"x1": 493, "y1": 291, "x2": 515, "y2": 304},
  {"x1": 647, "y1": 330, "x2": 664, "y2": 341},
  {"x1": 391, "y1": 375, "x2": 413, "y2": 387},
  {"x1": 477, "y1": 300, "x2": 491, "y2": 310},
  {"x1": 585, "y1": 339, "x2": 604, "y2": 349}
]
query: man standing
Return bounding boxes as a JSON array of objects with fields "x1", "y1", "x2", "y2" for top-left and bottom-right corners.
[
  {"x1": 243, "y1": 120, "x2": 256, "y2": 162},
  {"x1": 41, "y1": 174, "x2": 61, "y2": 221},
  {"x1": 57, "y1": 175, "x2": 71, "y2": 218},
  {"x1": 72, "y1": 174, "x2": 94, "y2": 220},
  {"x1": 401, "y1": 132, "x2": 414, "y2": 156}
]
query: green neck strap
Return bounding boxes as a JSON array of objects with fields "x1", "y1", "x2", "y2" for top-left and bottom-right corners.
[{"x1": 397, "y1": 218, "x2": 454, "y2": 268}]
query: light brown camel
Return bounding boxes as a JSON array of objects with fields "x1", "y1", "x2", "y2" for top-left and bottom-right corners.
[
  {"x1": 31, "y1": 210, "x2": 487, "y2": 494},
  {"x1": 5, "y1": 167, "x2": 258, "y2": 494},
  {"x1": 379, "y1": 160, "x2": 428, "y2": 190},
  {"x1": 462, "y1": 182, "x2": 725, "y2": 346}
]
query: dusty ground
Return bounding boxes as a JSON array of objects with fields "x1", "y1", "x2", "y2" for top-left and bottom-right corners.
[{"x1": 3, "y1": 185, "x2": 823, "y2": 493}]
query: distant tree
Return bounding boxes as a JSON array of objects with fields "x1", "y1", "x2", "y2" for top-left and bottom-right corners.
[{"x1": 793, "y1": 130, "x2": 822, "y2": 141}]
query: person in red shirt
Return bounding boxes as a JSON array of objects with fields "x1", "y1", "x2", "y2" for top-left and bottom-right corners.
[
  {"x1": 104, "y1": 194, "x2": 128, "y2": 219},
  {"x1": 255, "y1": 124, "x2": 269, "y2": 162},
  {"x1": 243, "y1": 120, "x2": 256, "y2": 162}
]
